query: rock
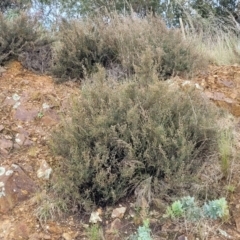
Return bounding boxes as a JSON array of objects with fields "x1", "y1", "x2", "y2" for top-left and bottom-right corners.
[
  {"x1": 42, "y1": 102, "x2": 50, "y2": 110},
  {"x1": 89, "y1": 210, "x2": 102, "y2": 223},
  {"x1": 218, "y1": 229, "x2": 232, "y2": 239},
  {"x1": 0, "y1": 164, "x2": 37, "y2": 213},
  {"x1": 62, "y1": 232, "x2": 78, "y2": 240},
  {"x1": 12, "y1": 93, "x2": 21, "y2": 101},
  {"x1": 194, "y1": 66, "x2": 240, "y2": 117},
  {"x1": 0, "y1": 138, "x2": 13, "y2": 155},
  {"x1": 3, "y1": 93, "x2": 21, "y2": 109},
  {"x1": 109, "y1": 218, "x2": 122, "y2": 232},
  {"x1": 37, "y1": 160, "x2": 52, "y2": 180},
  {"x1": 15, "y1": 132, "x2": 33, "y2": 146},
  {"x1": 15, "y1": 133, "x2": 25, "y2": 145},
  {"x1": 111, "y1": 207, "x2": 127, "y2": 219},
  {"x1": 14, "y1": 106, "x2": 38, "y2": 121},
  {"x1": 46, "y1": 221, "x2": 62, "y2": 234},
  {"x1": 62, "y1": 232, "x2": 72, "y2": 240},
  {"x1": 178, "y1": 235, "x2": 187, "y2": 240}
]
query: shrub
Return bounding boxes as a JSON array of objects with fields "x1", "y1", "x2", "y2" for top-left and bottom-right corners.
[
  {"x1": 129, "y1": 219, "x2": 152, "y2": 240},
  {"x1": 49, "y1": 67, "x2": 220, "y2": 212},
  {"x1": 203, "y1": 198, "x2": 229, "y2": 220},
  {"x1": 0, "y1": 12, "x2": 53, "y2": 73},
  {"x1": 52, "y1": 13, "x2": 208, "y2": 82},
  {"x1": 166, "y1": 196, "x2": 229, "y2": 221},
  {"x1": 51, "y1": 18, "x2": 113, "y2": 81}
]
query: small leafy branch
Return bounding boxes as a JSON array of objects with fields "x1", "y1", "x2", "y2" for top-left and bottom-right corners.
[{"x1": 166, "y1": 196, "x2": 229, "y2": 221}]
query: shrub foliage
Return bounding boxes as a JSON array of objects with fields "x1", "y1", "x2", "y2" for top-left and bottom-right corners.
[
  {"x1": 52, "y1": 13, "x2": 208, "y2": 82},
  {"x1": 50, "y1": 68, "x2": 219, "y2": 211},
  {"x1": 0, "y1": 12, "x2": 53, "y2": 73}
]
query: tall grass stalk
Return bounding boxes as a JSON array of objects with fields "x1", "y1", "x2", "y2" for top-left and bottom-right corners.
[
  {"x1": 218, "y1": 129, "x2": 232, "y2": 178},
  {"x1": 182, "y1": 12, "x2": 240, "y2": 65}
]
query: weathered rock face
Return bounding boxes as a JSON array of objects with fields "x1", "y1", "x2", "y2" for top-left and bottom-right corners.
[
  {"x1": 194, "y1": 65, "x2": 240, "y2": 117},
  {"x1": 0, "y1": 164, "x2": 37, "y2": 213},
  {"x1": 0, "y1": 125, "x2": 34, "y2": 156},
  {"x1": 14, "y1": 106, "x2": 39, "y2": 121}
]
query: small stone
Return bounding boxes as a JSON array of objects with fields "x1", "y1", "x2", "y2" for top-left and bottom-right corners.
[
  {"x1": 15, "y1": 133, "x2": 26, "y2": 145},
  {"x1": 42, "y1": 103, "x2": 50, "y2": 110},
  {"x1": 111, "y1": 207, "x2": 127, "y2": 219},
  {"x1": 13, "y1": 101, "x2": 21, "y2": 109},
  {"x1": 62, "y1": 232, "x2": 73, "y2": 240},
  {"x1": 37, "y1": 160, "x2": 52, "y2": 180},
  {"x1": 12, "y1": 93, "x2": 21, "y2": 101},
  {"x1": 218, "y1": 229, "x2": 231, "y2": 239},
  {"x1": 178, "y1": 235, "x2": 187, "y2": 240},
  {"x1": 129, "y1": 209, "x2": 135, "y2": 218},
  {"x1": 89, "y1": 211, "x2": 102, "y2": 223}
]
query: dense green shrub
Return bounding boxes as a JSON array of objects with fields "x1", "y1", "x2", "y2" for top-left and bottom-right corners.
[
  {"x1": 50, "y1": 67, "x2": 220, "y2": 211},
  {"x1": 0, "y1": 12, "x2": 53, "y2": 73},
  {"x1": 52, "y1": 13, "x2": 208, "y2": 82},
  {"x1": 51, "y1": 19, "x2": 115, "y2": 81}
]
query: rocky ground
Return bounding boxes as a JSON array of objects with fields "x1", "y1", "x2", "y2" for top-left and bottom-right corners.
[{"x1": 1, "y1": 61, "x2": 240, "y2": 239}]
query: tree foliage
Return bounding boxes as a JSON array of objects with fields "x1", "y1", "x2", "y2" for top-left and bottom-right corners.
[
  {"x1": 32, "y1": 0, "x2": 240, "y2": 27},
  {"x1": 0, "y1": 0, "x2": 31, "y2": 13}
]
